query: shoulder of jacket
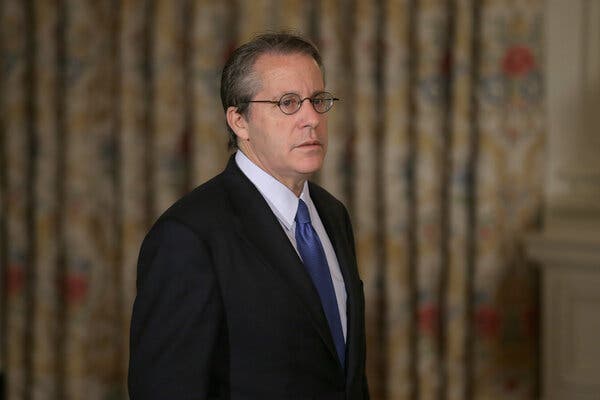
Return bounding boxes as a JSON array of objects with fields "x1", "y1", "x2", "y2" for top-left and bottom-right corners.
[{"x1": 156, "y1": 173, "x2": 233, "y2": 232}]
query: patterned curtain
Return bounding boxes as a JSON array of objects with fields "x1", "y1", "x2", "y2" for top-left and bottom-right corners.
[{"x1": 0, "y1": 0, "x2": 544, "y2": 399}]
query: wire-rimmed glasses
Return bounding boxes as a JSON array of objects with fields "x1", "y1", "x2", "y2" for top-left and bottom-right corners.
[{"x1": 242, "y1": 91, "x2": 339, "y2": 115}]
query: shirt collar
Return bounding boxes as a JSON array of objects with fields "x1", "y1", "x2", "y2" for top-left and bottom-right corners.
[{"x1": 235, "y1": 150, "x2": 309, "y2": 230}]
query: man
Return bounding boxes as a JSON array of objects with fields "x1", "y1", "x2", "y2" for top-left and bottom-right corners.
[{"x1": 128, "y1": 32, "x2": 369, "y2": 399}]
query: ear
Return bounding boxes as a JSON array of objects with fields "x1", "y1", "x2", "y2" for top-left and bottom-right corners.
[{"x1": 226, "y1": 106, "x2": 250, "y2": 141}]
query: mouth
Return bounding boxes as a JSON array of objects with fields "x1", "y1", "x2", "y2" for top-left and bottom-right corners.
[{"x1": 295, "y1": 140, "x2": 322, "y2": 149}]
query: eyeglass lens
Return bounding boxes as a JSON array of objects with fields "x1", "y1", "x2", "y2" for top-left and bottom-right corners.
[{"x1": 279, "y1": 92, "x2": 335, "y2": 115}]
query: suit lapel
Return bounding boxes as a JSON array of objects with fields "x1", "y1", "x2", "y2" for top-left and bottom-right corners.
[
  {"x1": 310, "y1": 183, "x2": 361, "y2": 382},
  {"x1": 221, "y1": 157, "x2": 340, "y2": 365},
  {"x1": 309, "y1": 184, "x2": 356, "y2": 298}
]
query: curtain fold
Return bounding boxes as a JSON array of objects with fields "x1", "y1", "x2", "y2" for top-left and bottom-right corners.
[
  {"x1": 0, "y1": 1, "x2": 544, "y2": 399},
  {"x1": 118, "y1": 0, "x2": 150, "y2": 391},
  {"x1": 32, "y1": 1, "x2": 59, "y2": 398},
  {"x1": 445, "y1": 2, "x2": 475, "y2": 399},
  {"x1": 4, "y1": 2, "x2": 29, "y2": 398},
  {"x1": 382, "y1": 1, "x2": 412, "y2": 398}
]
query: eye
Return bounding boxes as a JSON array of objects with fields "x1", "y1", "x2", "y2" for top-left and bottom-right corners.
[
  {"x1": 281, "y1": 98, "x2": 295, "y2": 107},
  {"x1": 280, "y1": 94, "x2": 300, "y2": 110}
]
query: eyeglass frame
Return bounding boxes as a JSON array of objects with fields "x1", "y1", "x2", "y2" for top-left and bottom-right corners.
[{"x1": 238, "y1": 91, "x2": 340, "y2": 115}]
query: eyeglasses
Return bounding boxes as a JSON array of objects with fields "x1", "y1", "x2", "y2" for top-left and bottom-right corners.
[{"x1": 242, "y1": 91, "x2": 339, "y2": 115}]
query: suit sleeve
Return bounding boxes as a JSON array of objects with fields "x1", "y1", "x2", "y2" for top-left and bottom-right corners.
[{"x1": 128, "y1": 218, "x2": 223, "y2": 399}]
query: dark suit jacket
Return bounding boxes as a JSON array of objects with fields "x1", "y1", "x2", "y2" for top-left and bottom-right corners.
[{"x1": 128, "y1": 156, "x2": 369, "y2": 399}]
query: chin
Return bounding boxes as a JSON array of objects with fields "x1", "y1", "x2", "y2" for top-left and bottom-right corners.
[{"x1": 295, "y1": 157, "x2": 324, "y2": 175}]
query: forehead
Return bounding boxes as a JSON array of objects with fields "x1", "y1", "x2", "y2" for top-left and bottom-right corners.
[{"x1": 252, "y1": 52, "x2": 324, "y2": 94}]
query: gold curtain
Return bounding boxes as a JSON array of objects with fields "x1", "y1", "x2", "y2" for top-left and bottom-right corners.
[{"x1": 0, "y1": 0, "x2": 544, "y2": 399}]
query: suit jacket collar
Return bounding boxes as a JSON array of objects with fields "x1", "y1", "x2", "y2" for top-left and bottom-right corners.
[{"x1": 220, "y1": 156, "x2": 350, "y2": 375}]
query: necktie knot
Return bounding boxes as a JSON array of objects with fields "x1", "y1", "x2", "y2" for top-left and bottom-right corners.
[{"x1": 295, "y1": 199, "x2": 311, "y2": 224}]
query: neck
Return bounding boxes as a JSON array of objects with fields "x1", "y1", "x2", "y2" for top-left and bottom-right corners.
[
  {"x1": 238, "y1": 148, "x2": 308, "y2": 197},
  {"x1": 289, "y1": 181, "x2": 305, "y2": 198}
]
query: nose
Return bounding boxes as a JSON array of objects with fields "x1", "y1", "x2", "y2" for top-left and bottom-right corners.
[{"x1": 297, "y1": 98, "x2": 321, "y2": 128}]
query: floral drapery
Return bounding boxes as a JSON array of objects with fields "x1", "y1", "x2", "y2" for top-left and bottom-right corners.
[{"x1": 0, "y1": 0, "x2": 543, "y2": 399}]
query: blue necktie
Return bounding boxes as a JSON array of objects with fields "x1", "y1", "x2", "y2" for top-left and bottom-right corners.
[{"x1": 295, "y1": 199, "x2": 345, "y2": 367}]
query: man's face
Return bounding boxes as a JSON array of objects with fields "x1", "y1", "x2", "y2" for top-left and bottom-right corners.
[{"x1": 235, "y1": 52, "x2": 328, "y2": 191}]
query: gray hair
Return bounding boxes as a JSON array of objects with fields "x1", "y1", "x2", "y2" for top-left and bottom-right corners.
[{"x1": 220, "y1": 32, "x2": 324, "y2": 149}]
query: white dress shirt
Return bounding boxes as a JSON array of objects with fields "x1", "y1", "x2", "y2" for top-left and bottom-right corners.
[{"x1": 235, "y1": 150, "x2": 347, "y2": 340}]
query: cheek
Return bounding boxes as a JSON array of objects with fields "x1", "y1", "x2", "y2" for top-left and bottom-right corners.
[
  {"x1": 274, "y1": 120, "x2": 297, "y2": 148},
  {"x1": 318, "y1": 119, "x2": 328, "y2": 144},
  {"x1": 320, "y1": 119, "x2": 328, "y2": 136},
  {"x1": 258, "y1": 121, "x2": 293, "y2": 161},
  {"x1": 253, "y1": 116, "x2": 280, "y2": 147}
]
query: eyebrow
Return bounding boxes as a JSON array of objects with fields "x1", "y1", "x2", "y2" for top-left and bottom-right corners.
[{"x1": 273, "y1": 90, "x2": 327, "y2": 99}]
